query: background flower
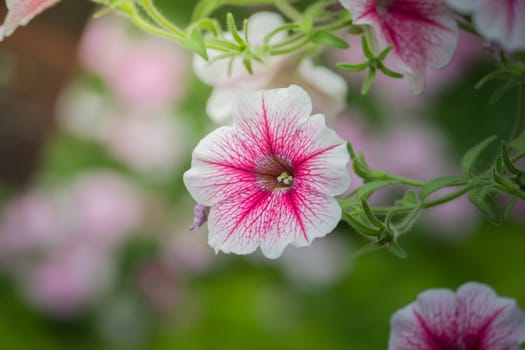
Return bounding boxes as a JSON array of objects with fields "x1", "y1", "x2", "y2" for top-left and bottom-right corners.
[
  {"x1": 389, "y1": 282, "x2": 525, "y2": 350},
  {"x1": 340, "y1": 0, "x2": 458, "y2": 93}
]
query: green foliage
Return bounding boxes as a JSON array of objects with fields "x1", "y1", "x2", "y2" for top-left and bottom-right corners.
[{"x1": 461, "y1": 135, "x2": 498, "y2": 175}]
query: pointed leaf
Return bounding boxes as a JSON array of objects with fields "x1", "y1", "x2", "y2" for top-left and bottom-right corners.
[
  {"x1": 468, "y1": 187, "x2": 502, "y2": 225},
  {"x1": 461, "y1": 135, "x2": 497, "y2": 175},
  {"x1": 311, "y1": 30, "x2": 349, "y2": 48},
  {"x1": 337, "y1": 62, "x2": 368, "y2": 72}
]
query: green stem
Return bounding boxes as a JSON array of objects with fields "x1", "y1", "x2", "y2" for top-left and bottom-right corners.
[
  {"x1": 128, "y1": 4, "x2": 183, "y2": 42},
  {"x1": 422, "y1": 184, "x2": 474, "y2": 208},
  {"x1": 274, "y1": 0, "x2": 302, "y2": 21},
  {"x1": 140, "y1": 0, "x2": 185, "y2": 39},
  {"x1": 379, "y1": 174, "x2": 425, "y2": 187},
  {"x1": 268, "y1": 36, "x2": 310, "y2": 55},
  {"x1": 366, "y1": 184, "x2": 475, "y2": 214}
]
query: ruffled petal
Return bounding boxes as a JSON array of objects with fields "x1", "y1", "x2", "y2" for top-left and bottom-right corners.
[
  {"x1": 1, "y1": 0, "x2": 60, "y2": 39},
  {"x1": 292, "y1": 114, "x2": 350, "y2": 196},
  {"x1": 469, "y1": 0, "x2": 525, "y2": 52},
  {"x1": 183, "y1": 126, "x2": 259, "y2": 206},
  {"x1": 341, "y1": 0, "x2": 458, "y2": 94},
  {"x1": 207, "y1": 186, "x2": 341, "y2": 259},
  {"x1": 232, "y1": 85, "x2": 313, "y2": 157},
  {"x1": 296, "y1": 59, "x2": 348, "y2": 118},
  {"x1": 206, "y1": 88, "x2": 237, "y2": 124},
  {"x1": 456, "y1": 282, "x2": 525, "y2": 350},
  {"x1": 389, "y1": 288, "x2": 458, "y2": 349}
]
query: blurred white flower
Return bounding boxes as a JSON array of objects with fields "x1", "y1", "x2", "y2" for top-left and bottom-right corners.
[{"x1": 193, "y1": 12, "x2": 347, "y2": 124}]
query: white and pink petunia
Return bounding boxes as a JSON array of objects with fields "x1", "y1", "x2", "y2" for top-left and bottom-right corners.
[
  {"x1": 183, "y1": 85, "x2": 351, "y2": 259},
  {"x1": 389, "y1": 282, "x2": 525, "y2": 350},
  {"x1": 0, "y1": 0, "x2": 60, "y2": 40},
  {"x1": 340, "y1": 0, "x2": 458, "y2": 94},
  {"x1": 446, "y1": 0, "x2": 525, "y2": 51}
]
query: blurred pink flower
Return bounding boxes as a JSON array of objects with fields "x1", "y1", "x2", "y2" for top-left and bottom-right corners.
[
  {"x1": 0, "y1": 191, "x2": 63, "y2": 263},
  {"x1": 23, "y1": 244, "x2": 114, "y2": 317},
  {"x1": 66, "y1": 171, "x2": 144, "y2": 248},
  {"x1": 0, "y1": 0, "x2": 60, "y2": 39},
  {"x1": 78, "y1": 14, "x2": 190, "y2": 108},
  {"x1": 193, "y1": 12, "x2": 347, "y2": 124},
  {"x1": 104, "y1": 109, "x2": 189, "y2": 177},
  {"x1": 339, "y1": 0, "x2": 458, "y2": 94},
  {"x1": 0, "y1": 171, "x2": 144, "y2": 316},
  {"x1": 446, "y1": 0, "x2": 525, "y2": 51},
  {"x1": 183, "y1": 86, "x2": 350, "y2": 258},
  {"x1": 389, "y1": 282, "x2": 525, "y2": 350}
]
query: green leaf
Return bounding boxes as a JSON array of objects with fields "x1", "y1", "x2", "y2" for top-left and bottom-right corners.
[
  {"x1": 361, "y1": 199, "x2": 384, "y2": 229},
  {"x1": 395, "y1": 190, "x2": 418, "y2": 207},
  {"x1": 361, "y1": 68, "x2": 376, "y2": 95},
  {"x1": 419, "y1": 176, "x2": 467, "y2": 200},
  {"x1": 181, "y1": 26, "x2": 208, "y2": 60},
  {"x1": 311, "y1": 30, "x2": 349, "y2": 48},
  {"x1": 361, "y1": 35, "x2": 374, "y2": 59},
  {"x1": 226, "y1": 12, "x2": 245, "y2": 47},
  {"x1": 352, "y1": 153, "x2": 372, "y2": 179},
  {"x1": 378, "y1": 63, "x2": 403, "y2": 78},
  {"x1": 468, "y1": 187, "x2": 502, "y2": 225},
  {"x1": 341, "y1": 211, "x2": 379, "y2": 237},
  {"x1": 242, "y1": 54, "x2": 253, "y2": 74},
  {"x1": 461, "y1": 135, "x2": 497, "y2": 175},
  {"x1": 192, "y1": 0, "x2": 221, "y2": 21},
  {"x1": 386, "y1": 240, "x2": 407, "y2": 259},
  {"x1": 336, "y1": 62, "x2": 368, "y2": 72},
  {"x1": 378, "y1": 45, "x2": 393, "y2": 60},
  {"x1": 501, "y1": 142, "x2": 521, "y2": 175}
]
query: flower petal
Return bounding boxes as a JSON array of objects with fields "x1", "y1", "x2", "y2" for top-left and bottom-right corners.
[
  {"x1": 389, "y1": 288, "x2": 458, "y2": 349},
  {"x1": 456, "y1": 282, "x2": 525, "y2": 350},
  {"x1": 447, "y1": 0, "x2": 525, "y2": 52},
  {"x1": 293, "y1": 114, "x2": 350, "y2": 196},
  {"x1": 232, "y1": 85, "x2": 313, "y2": 157},
  {"x1": 206, "y1": 88, "x2": 237, "y2": 124},
  {"x1": 1, "y1": 0, "x2": 60, "y2": 39},
  {"x1": 207, "y1": 187, "x2": 341, "y2": 259},
  {"x1": 296, "y1": 59, "x2": 348, "y2": 119},
  {"x1": 341, "y1": 0, "x2": 458, "y2": 94},
  {"x1": 183, "y1": 126, "x2": 258, "y2": 206}
]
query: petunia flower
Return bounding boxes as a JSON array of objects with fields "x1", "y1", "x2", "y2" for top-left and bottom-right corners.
[
  {"x1": 389, "y1": 282, "x2": 525, "y2": 350},
  {"x1": 193, "y1": 12, "x2": 347, "y2": 124},
  {"x1": 183, "y1": 85, "x2": 351, "y2": 259},
  {"x1": 0, "y1": 0, "x2": 60, "y2": 40},
  {"x1": 339, "y1": 0, "x2": 458, "y2": 94},
  {"x1": 445, "y1": 0, "x2": 525, "y2": 52}
]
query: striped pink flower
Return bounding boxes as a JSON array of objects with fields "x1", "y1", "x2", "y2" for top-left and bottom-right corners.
[
  {"x1": 446, "y1": 0, "x2": 525, "y2": 51},
  {"x1": 340, "y1": 0, "x2": 458, "y2": 94},
  {"x1": 389, "y1": 282, "x2": 525, "y2": 350},
  {"x1": 183, "y1": 85, "x2": 350, "y2": 259},
  {"x1": 0, "y1": 0, "x2": 60, "y2": 39}
]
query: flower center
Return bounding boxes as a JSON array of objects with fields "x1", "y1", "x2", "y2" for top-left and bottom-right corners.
[{"x1": 255, "y1": 155, "x2": 295, "y2": 192}]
